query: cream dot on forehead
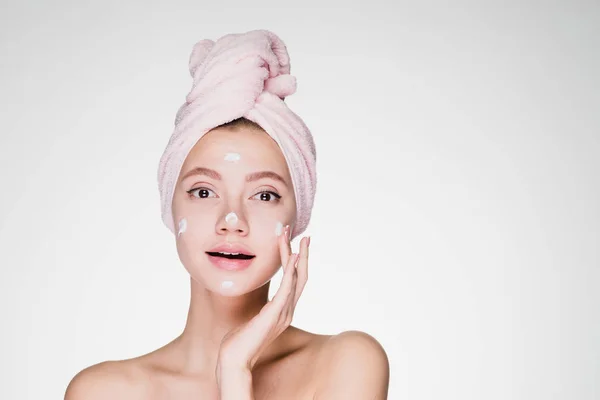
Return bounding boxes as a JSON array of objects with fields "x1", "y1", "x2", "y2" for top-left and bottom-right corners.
[
  {"x1": 224, "y1": 152, "x2": 241, "y2": 162},
  {"x1": 177, "y1": 218, "x2": 187, "y2": 238},
  {"x1": 225, "y1": 212, "x2": 238, "y2": 225}
]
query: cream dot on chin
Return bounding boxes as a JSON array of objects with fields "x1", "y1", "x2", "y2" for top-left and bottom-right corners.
[
  {"x1": 221, "y1": 280, "x2": 234, "y2": 289},
  {"x1": 177, "y1": 217, "x2": 187, "y2": 238},
  {"x1": 225, "y1": 212, "x2": 238, "y2": 225}
]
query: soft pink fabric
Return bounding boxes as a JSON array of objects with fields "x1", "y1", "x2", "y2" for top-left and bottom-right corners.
[{"x1": 157, "y1": 29, "x2": 317, "y2": 240}]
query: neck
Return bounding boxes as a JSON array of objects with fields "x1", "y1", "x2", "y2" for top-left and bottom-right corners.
[{"x1": 172, "y1": 277, "x2": 277, "y2": 376}]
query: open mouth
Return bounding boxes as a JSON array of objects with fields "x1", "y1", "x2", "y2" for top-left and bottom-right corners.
[{"x1": 205, "y1": 251, "x2": 255, "y2": 260}]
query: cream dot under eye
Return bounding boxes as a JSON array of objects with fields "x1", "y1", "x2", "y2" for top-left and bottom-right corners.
[
  {"x1": 178, "y1": 218, "x2": 187, "y2": 237},
  {"x1": 275, "y1": 221, "x2": 283, "y2": 237}
]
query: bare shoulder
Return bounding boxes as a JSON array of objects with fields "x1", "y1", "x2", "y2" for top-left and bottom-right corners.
[
  {"x1": 64, "y1": 359, "x2": 150, "y2": 400},
  {"x1": 313, "y1": 330, "x2": 390, "y2": 399},
  {"x1": 321, "y1": 330, "x2": 388, "y2": 360}
]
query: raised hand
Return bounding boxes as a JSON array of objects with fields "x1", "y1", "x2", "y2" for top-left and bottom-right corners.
[{"x1": 216, "y1": 225, "x2": 310, "y2": 380}]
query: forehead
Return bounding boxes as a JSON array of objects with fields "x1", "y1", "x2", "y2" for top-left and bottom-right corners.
[{"x1": 182, "y1": 125, "x2": 289, "y2": 174}]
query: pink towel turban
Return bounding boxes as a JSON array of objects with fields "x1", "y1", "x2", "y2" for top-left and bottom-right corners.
[{"x1": 157, "y1": 29, "x2": 317, "y2": 240}]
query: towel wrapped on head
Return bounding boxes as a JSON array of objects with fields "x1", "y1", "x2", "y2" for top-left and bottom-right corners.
[{"x1": 157, "y1": 29, "x2": 317, "y2": 240}]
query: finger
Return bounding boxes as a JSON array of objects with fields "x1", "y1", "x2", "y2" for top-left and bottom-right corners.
[
  {"x1": 278, "y1": 224, "x2": 292, "y2": 268},
  {"x1": 281, "y1": 246, "x2": 301, "y2": 314},
  {"x1": 283, "y1": 255, "x2": 299, "y2": 315},
  {"x1": 284, "y1": 271, "x2": 299, "y2": 324},
  {"x1": 275, "y1": 256, "x2": 298, "y2": 326},
  {"x1": 270, "y1": 253, "x2": 298, "y2": 312},
  {"x1": 293, "y1": 236, "x2": 310, "y2": 308}
]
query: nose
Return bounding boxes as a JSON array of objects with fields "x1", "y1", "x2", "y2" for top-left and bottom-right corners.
[{"x1": 216, "y1": 209, "x2": 249, "y2": 236}]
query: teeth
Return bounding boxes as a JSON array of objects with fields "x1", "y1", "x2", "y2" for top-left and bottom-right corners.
[{"x1": 221, "y1": 252, "x2": 240, "y2": 255}]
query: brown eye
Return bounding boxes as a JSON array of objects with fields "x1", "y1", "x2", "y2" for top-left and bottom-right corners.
[
  {"x1": 187, "y1": 188, "x2": 216, "y2": 199},
  {"x1": 252, "y1": 191, "x2": 281, "y2": 202}
]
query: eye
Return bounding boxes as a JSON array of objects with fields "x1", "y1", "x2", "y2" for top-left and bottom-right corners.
[
  {"x1": 252, "y1": 191, "x2": 281, "y2": 202},
  {"x1": 187, "y1": 187, "x2": 217, "y2": 199}
]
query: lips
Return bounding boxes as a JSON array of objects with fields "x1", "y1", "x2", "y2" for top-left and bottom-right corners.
[
  {"x1": 206, "y1": 243, "x2": 255, "y2": 258},
  {"x1": 206, "y1": 243, "x2": 256, "y2": 271},
  {"x1": 206, "y1": 252, "x2": 254, "y2": 260}
]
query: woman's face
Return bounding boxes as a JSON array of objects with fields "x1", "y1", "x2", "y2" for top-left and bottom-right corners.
[{"x1": 171, "y1": 125, "x2": 297, "y2": 296}]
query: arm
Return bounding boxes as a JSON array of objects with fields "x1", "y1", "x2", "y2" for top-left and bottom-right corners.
[{"x1": 314, "y1": 331, "x2": 390, "y2": 399}]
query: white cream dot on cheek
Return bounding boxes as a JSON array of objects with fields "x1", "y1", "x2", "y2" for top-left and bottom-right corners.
[
  {"x1": 224, "y1": 152, "x2": 241, "y2": 162},
  {"x1": 275, "y1": 221, "x2": 283, "y2": 237},
  {"x1": 225, "y1": 212, "x2": 238, "y2": 225},
  {"x1": 177, "y1": 218, "x2": 187, "y2": 238},
  {"x1": 221, "y1": 280, "x2": 234, "y2": 289}
]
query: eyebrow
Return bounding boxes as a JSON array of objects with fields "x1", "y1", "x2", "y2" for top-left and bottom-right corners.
[{"x1": 181, "y1": 167, "x2": 287, "y2": 186}]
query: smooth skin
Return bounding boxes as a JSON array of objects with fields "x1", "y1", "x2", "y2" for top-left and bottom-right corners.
[{"x1": 64, "y1": 125, "x2": 389, "y2": 399}]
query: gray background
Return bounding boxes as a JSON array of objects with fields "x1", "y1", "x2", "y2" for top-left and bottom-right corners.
[{"x1": 1, "y1": 0, "x2": 598, "y2": 399}]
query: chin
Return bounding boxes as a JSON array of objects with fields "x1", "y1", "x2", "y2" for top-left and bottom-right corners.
[
  {"x1": 186, "y1": 259, "x2": 280, "y2": 297},
  {"x1": 199, "y1": 276, "x2": 272, "y2": 297}
]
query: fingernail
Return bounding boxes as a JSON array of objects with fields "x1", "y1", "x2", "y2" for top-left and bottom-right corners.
[
  {"x1": 285, "y1": 225, "x2": 290, "y2": 240},
  {"x1": 307, "y1": 236, "x2": 311, "y2": 246}
]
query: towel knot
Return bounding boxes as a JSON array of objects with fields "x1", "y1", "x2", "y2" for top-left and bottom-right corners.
[{"x1": 182, "y1": 30, "x2": 296, "y2": 113}]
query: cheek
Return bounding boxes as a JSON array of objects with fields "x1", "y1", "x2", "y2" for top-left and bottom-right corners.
[
  {"x1": 249, "y1": 199, "x2": 294, "y2": 235},
  {"x1": 249, "y1": 215, "x2": 289, "y2": 274},
  {"x1": 175, "y1": 213, "x2": 210, "y2": 237},
  {"x1": 174, "y1": 213, "x2": 212, "y2": 262},
  {"x1": 248, "y1": 211, "x2": 288, "y2": 240},
  {"x1": 177, "y1": 217, "x2": 188, "y2": 237},
  {"x1": 275, "y1": 221, "x2": 284, "y2": 237}
]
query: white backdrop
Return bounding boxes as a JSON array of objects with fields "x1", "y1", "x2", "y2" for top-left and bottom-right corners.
[{"x1": 1, "y1": 1, "x2": 598, "y2": 399}]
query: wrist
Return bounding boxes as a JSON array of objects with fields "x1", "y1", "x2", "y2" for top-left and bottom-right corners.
[
  {"x1": 217, "y1": 363, "x2": 252, "y2": 381},
  {"x1": 216, "y1": 365, "x2": 253, "y2": 399}
]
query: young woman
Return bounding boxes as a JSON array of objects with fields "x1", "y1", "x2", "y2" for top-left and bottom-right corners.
[{"x1": 65, "y1": 30, "x2": 389, "y2": 399}]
